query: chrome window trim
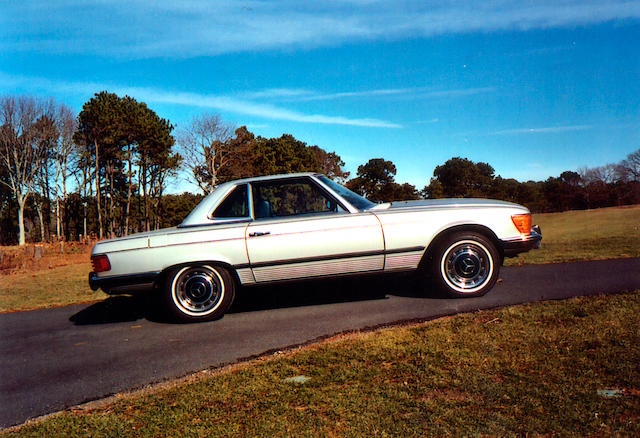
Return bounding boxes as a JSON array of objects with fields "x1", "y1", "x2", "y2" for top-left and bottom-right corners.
[
  {"x1": 248, "y1": 176, "x2": 350, "y2": 221},
  {"x1": 207, "y1": 183, "x2": 251, "y2": 222},
  {"x1": 310, "y1": 174, "x2": 360, "y2": 214},
  {"x1": 247, "y1": 183, "x2": 255, "y2": 219}
]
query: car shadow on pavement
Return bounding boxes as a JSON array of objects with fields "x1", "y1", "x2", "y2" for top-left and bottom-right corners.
[
  {"x1": 69, "y1": 273, "x2": 439, "y2": 325},
  {"x1": 229, "y1": 272, "x2": 429, "y2": 314},
  {"x1": 69, "y1": 294, "x2": 168, "y2": 325}
]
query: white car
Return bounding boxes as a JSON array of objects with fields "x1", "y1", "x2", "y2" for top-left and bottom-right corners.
[{"x1": 89, "y1": 173, "x2": 541, "y2": 322}]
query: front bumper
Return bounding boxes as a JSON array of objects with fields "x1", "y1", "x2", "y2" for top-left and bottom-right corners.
[
  {"x1": 501, "y1": 225, "x2": 542, "y2": 257},
  {"x1": 89, "y1": 271, "x2": 159, "y2": 294}
]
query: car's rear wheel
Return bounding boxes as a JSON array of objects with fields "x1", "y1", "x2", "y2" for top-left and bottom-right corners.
[
  {"x1": 430, "y1": 232, "x2": 500, "y2": 298},
  {"x1": 164, "y1": 264, "x2": 235, "y2": 322}
]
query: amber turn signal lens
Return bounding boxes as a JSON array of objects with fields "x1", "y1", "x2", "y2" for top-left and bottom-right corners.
[
  {"x1": 91, "y1": 255, "x2": 111, "y2": 273},
  {"x1": 511, "y1": 214, "x2": 532, "y2": 234}
]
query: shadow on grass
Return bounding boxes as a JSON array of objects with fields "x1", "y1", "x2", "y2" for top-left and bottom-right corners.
[{"x1": 70, "y1": 272, "x2": 440, "y2": 325}]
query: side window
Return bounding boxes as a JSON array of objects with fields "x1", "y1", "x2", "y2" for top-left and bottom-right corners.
[
  {"x1": 252, "y1": 179, "x2": 339, "y2": 219},
  {"x1": 211, "y1": 185, "x2": 249, "y2": 218}
]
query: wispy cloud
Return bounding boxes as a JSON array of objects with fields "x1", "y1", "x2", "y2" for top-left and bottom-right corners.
[
  {"x1": 290, "y1": 87, "x2": 430, "y2": 102},
  {"x1": 240, "y1": 88, "x2": 314, "y2": 100},
  {"x1": 129, "y1": 87, "x2": 401, "y2": 128},
  {"x1": 490, "y1": 125, "x2": 594, "y2": 135},
  {"x1": 414, "y1": 118, "x2": 440, "y2": 124},
  {"x1": 242, "y1": 86, "x2": 494, "y2": 102},
  {"x1": 0, "y1": 72, "x2": 400, "y2": 128},
  {"x1": 3, "y1": 1, "x2": 639, "y2": 58}
]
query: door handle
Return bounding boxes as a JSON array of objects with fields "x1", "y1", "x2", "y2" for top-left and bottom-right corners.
[{"x1": 249, "y1": 231, "x2": 271, "y2": 237}]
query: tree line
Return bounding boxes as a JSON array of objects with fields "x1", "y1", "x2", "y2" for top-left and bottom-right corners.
[
  {"x1": 1, "y1": 92, "x2": 638, "y2": 245},
  {"x1": 0, "y1": 92, "x2": 348, "y2": 245},
  {"x1": 346, "y1": 153, "x2": 639, "y2": 211}
]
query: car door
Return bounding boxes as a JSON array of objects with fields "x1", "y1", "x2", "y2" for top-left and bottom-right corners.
[{"x1": 245, "y1": 176, "x2": 384, "y2": 283}]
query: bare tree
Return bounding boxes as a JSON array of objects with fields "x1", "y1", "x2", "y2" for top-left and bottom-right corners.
[
  {"x1": 179, "y1": 113, "x2": 233, "y2": 194},
  {"x1": 71, "y1": 145, "x2": 93, "y2": 240},
  {"x1": 620, "y1": 149, "x2": 640, "y2": 182},
  {"x1": 579, "y1": 164, "x2": 619, "y2": 185},
  {"x1": 33, "y1": 101, "x2": 59, "y2": 241},
  {"x1": 0, "y1": 96, "x2": 49, "y2": 245},
  {"x1": 53, "y1": 104, "x2": 77, "y2": 240}
]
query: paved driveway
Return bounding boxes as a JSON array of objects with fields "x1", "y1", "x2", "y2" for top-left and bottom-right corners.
[{"x1": 1, "y1": 258, "x2": 639, "y2": 428}]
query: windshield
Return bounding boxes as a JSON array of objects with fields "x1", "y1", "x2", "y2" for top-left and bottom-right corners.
[{"x1": 317, "y1": 175, "x2": 376, "y2": 211}]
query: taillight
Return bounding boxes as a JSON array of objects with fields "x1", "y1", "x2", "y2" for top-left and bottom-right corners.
[
  {"x1": 511, "y1": 214, "x2": 532, "y2": 234},
  {"x1": 91, "y1": 255, "x2": 111, "y2": 273}
]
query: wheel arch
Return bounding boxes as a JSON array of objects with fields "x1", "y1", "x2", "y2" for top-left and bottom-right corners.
[
  {"x1": 156, "y1": 260, "x2": 241, "y2": 289},
  {"x1": 418, "y1": 224, "x2": 503, "y2": 271}
]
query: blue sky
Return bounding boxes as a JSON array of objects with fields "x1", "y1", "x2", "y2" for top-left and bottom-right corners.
[{"x1": 2, "y1": 1, "x2": 639, "y2": 192}]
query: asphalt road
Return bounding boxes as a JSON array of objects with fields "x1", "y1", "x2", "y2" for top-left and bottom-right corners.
[{"x1": 1, "y1": 258, "x2": 639, "y2": 428}]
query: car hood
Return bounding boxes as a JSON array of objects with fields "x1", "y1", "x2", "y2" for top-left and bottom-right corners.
[{"x1": 371, "y1": 198, "x2": 527, "y2": 211}]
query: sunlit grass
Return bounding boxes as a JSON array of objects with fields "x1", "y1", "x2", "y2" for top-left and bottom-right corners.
[
  {"x1": 0, "y1": 263, "x2": 107, "y2": 312},
  {"x1": 5, "y1": 292, "x2": 639, "y2": 436},
  {"x1": 505, "y1": 205, "x2": 640, "y2": 265}
]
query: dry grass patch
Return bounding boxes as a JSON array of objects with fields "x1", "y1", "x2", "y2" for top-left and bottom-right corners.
[
  {"x1": 0, "y1": 242, "x2": 92, "y2": 275},
  {"x1": 0, "y1": 263, "x2": 107, "y2": 312}
]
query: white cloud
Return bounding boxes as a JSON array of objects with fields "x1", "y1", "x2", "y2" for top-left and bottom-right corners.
[
  {"x1": 414, "y1": 118, "x2": 440, "y2": 124},
  {"x1": 0, "y1": 72, "x2": 401, "y2": 128},
  {"x1": 3, "y1": 1, "x2": 639, "y2": 58},
  {"x1": 490, "y1": 125, "x2": 594, "y2": 135},
  {"x1": 243, "y1": 86, "x2": 494, "y2": 102},
  {"x1": 240, "y1": 89, "x2": 314, "y2": 99}
]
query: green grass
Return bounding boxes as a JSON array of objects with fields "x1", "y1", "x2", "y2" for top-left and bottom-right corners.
[
  {"x1": 5, "y1": 292, "x2": 639, "y2": 436},
  {"x1": 0, "y1": 263, "x2": 108, "y2": 312},
  {"x1": 506, "y1": 205, "x2": 640, "y2": 265}
]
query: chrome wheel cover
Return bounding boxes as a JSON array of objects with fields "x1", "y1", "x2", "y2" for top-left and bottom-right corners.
[
  {"x1": 440, "y1": 240, "x2": 493, "y2": 293},
  {"x1": 171, "y1": 266, "x2": 225, "y2": 316}
]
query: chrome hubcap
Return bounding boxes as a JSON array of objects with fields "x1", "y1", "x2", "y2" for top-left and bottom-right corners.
[
  {"x1": 442, "y1": 241, "x2": 492, "y2": 292},
  {"x1": 173, "y1": 266, "x2": 224, "y2": 315}
]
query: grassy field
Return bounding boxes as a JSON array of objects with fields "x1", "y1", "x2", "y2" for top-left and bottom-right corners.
[
  {"x1": 4, "y1": 292, "x2": 639, "y2": 436},
  {"x1": 1, "y1": 205, "x2": 638, "y2": 312},
  {"x1": 0, "y1": 263, "x2": 108, "y2": 312},
  {"x1": 505, "y1": 204, "x2": 640, "y2": 265}
]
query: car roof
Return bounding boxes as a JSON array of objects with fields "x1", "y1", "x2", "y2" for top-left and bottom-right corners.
[
  {"x1": 220, "y1": 172, "x2": 318, "y2": 187},
  {"x1": 229, "y1": 172, "x2": 317, "y2": 184}
]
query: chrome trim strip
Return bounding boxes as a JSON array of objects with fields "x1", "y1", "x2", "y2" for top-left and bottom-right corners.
[
  {"x1": 238, "y1": 246, "x2": 425, "y2": 270},
  {"x1": 384, "y1": 251, "x2": 423, "y2": 271},
  {"x1": 177, "y1": 218, "x2": 251, "y2": 229},
  {"x1": 252, "y1": 255, "x2": 383, "y2": 282},
  {"x1": 501, "y1": 230, "x2": 542, "y2": 243},
  {"x1": 236, "y1": 268, "x2": 256, "y2": 285}
]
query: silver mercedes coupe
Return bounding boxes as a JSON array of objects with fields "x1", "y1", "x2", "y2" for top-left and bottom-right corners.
[{"x1": 89, "y1": 173, "x2": 541, "y2": 322}]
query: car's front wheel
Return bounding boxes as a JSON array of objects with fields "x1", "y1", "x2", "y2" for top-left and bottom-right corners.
[
  {"x1": 430, "y1": 232, "x2": 500, "y2": 298},
  {"x1": 164, "y1": 264, "x2": 235, "y2": 322}
]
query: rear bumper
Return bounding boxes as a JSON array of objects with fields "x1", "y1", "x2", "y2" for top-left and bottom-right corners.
[
  {"x1": 89, "y1": 271, "x2": 159, "y2": 294},
  {"x1": 501, "y1": 226, "x2": 542, "y2": 257}
]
